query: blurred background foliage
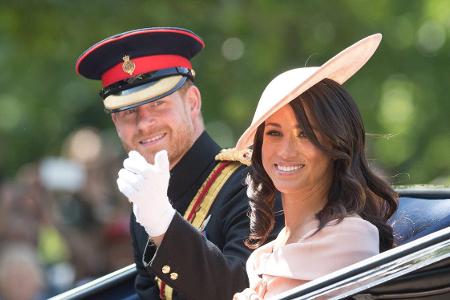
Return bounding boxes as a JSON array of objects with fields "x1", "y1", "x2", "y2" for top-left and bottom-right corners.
[{"x1": 0, "y1": 0, "x2": 449, "y2": 184}]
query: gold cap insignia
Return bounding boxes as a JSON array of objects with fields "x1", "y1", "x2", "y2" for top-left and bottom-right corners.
[{"x1": 122, "y1": 55, "x2": 135, "y2": 75}]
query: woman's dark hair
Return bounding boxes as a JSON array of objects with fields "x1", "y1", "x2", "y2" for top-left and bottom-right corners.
[{"x1": 245, "y1": 78, "x2": 398, "y2": 252}]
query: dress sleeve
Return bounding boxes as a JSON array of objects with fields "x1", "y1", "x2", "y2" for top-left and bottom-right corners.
[{"x1": 261, "y1": 217, "x2": 379, "y2": 281}]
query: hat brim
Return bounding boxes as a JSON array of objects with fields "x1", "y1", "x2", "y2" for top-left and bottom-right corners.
[
  {"x1": 235, "y1": 33, "x2": 382, "y2": 150},
  {"x1": 104, "y1": 75, "x2": 186, "y2": 112}
]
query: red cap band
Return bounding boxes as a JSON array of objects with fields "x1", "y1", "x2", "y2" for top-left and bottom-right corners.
[{"x1": 101, "y1": 54, "x2": 192, "y2": 87}]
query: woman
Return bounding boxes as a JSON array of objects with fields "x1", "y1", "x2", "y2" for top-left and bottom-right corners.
[{"x1": 232, "y1": 34, "x2": 398, "y2": 299}]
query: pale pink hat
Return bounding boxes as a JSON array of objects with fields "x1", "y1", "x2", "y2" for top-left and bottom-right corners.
[{"x1": 235, "y1": 33, "x2": 382, "y2": 150}]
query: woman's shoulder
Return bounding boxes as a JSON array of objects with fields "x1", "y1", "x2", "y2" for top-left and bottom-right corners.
[
  {"x1": 317, "y1": 215, "x2": 379, "y2": 246},
  {"x1": 325, "y1": 215, "x2": 378, "y2": 233}
]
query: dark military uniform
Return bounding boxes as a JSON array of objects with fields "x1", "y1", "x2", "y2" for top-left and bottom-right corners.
[{"x1": 131, "y1": 131, "x2": 283, "y2": 300}]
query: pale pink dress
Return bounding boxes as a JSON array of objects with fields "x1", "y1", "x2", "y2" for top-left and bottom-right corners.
[{"x1": 246, "y1": 216, "x2": 379, "y2": 299}]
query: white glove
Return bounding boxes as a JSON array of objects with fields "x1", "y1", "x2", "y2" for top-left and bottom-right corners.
[{"x1": 117, "y1": 150, "x2": 175, "y2": 237}]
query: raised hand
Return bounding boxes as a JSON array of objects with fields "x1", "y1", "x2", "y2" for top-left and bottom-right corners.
[{"x1": 117, "y1": 150, "x2": 175, "y2": 237}]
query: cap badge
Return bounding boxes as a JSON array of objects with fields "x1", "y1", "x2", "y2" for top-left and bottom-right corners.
[{"x1": 122, "y1": 55, "x2": 136, "y2": 75}]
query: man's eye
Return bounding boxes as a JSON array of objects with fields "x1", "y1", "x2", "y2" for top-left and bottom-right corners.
[
  {"x1": 114, "y1": 108, "x2": 136, "y2": 118},
  {"x1": 124, "y1": 108, "x2": 137, "y2": 115},
  {"x1": 149, "y1": 100, "x2": 164, "y2": 107}
]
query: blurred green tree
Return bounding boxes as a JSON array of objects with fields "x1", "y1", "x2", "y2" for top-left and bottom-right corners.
[{"x1": 0, "y1": 0, "x2": 448, "y2": 184}]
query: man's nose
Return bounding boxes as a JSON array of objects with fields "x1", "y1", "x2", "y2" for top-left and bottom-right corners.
[{"x1": 136, "y1": 105, "x2": 156, "y2": 128}]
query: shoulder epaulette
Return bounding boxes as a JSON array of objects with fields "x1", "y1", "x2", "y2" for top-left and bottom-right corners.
[{"x1": 215, "y1": 147, "x2": 252, "y2": 166}]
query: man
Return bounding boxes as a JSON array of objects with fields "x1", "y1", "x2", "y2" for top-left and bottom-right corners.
[{"x1": 75, "y1": 27, "x2": 282, "y2": 300}]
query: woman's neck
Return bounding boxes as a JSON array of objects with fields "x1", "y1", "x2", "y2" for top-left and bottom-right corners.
[{"x1": 281, "y1": 182, "x2": 329, "y2": 235}]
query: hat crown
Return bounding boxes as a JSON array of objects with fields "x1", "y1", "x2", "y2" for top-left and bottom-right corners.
[
  {"x1": 252, "y1": 67, "x2": 319, "y2": 125},
  {"x1": 76, "y1": 27, "x2": 205, "y2": 83}
]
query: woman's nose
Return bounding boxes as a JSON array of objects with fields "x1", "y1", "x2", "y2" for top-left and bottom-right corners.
[{"x1": 278, "y1": 135, "x2": 299, "y2": 159}]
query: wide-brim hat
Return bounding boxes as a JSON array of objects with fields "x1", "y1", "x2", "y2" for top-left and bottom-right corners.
[
  {"x1": 76, "y1": 27, "x2": 204, "y2": 113},
  {"x1": 235, "y1": 33, "x2": 382, "y2": 150}
]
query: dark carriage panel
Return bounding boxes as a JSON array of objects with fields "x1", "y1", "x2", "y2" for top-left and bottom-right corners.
[
  {"x1": 49, "y1": 265, "x2": 137, "y2": 300},
  {"x1": 388, "y1": 193, "x2": 450, "y2": 245},
  {"x1": 361, "y1": 259, "x2": 450, "y2": 299}
]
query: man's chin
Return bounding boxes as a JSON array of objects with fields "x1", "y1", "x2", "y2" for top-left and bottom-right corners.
[
  {"x1": 140, "y1": 148, "x2": 168, "y2": 164},
  {"x1": 140, "y1": 151, "x2": 156, "y2": 164}
]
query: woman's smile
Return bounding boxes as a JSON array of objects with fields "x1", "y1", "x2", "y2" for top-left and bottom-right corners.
[{"x1": 274, "y1": 163, "x2": 305, "y2": 174}]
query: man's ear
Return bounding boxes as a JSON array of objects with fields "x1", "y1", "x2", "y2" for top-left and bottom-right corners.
[
  {"x1": 111, "y1": 113, "x2": 118, "y2": 124},
  {"x1": 111, "y1": 112, "x2": 121, "y2": 128},
  {"x1": 185, "y1": 85, "x2": 202, "y2": 115},
  {"x1": 110, "y1": 113, "x2": 122, "y2": 138}
]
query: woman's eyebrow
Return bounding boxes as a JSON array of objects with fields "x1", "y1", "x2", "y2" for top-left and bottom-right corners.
[
  {"x1": 266, "y1": 123, "x2": 302, "y2": 129},
  {"x1": 265, "y1": 122, "x2": 281, "y2": 128}
]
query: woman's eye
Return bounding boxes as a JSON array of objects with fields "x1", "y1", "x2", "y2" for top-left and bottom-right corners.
[
  {"x1": 298, "y1": 131, "x2": 306, "y2": 138},
  {"x1": 265, "y1": 130, "x2": 281, "y2": 137}
]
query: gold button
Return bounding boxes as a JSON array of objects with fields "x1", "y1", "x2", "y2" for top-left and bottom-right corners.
[
  {"x1": 170, "y1": 272, "x2": 178, "y2": 280},
  {"x1": 161, "y1": 265, "x2": 170, "y2": 274}
]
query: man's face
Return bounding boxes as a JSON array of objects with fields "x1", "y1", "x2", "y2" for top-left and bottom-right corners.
[{"x1": 111, "y1": 86, "x2": 202, "y2": 168}]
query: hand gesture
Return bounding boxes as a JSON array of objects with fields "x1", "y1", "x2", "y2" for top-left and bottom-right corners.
[
  {"x1": 117, "y1": 150, "x2": 175, "y2": 237},
  {"x1": 233, "y1": 288, "x2": 263, "y2": 300},
  {"x1": 233, "y1": 280, "x2": 267, "y2": 300}
]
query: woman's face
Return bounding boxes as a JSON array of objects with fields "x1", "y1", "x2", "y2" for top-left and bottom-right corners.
[{"x1": 261, "y1": 104, "x2": 333, "y2": 196}]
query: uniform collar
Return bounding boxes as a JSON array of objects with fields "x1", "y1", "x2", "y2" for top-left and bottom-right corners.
[{"x1": 168, "y1": 131, "x2": 221, "y2": 201}]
